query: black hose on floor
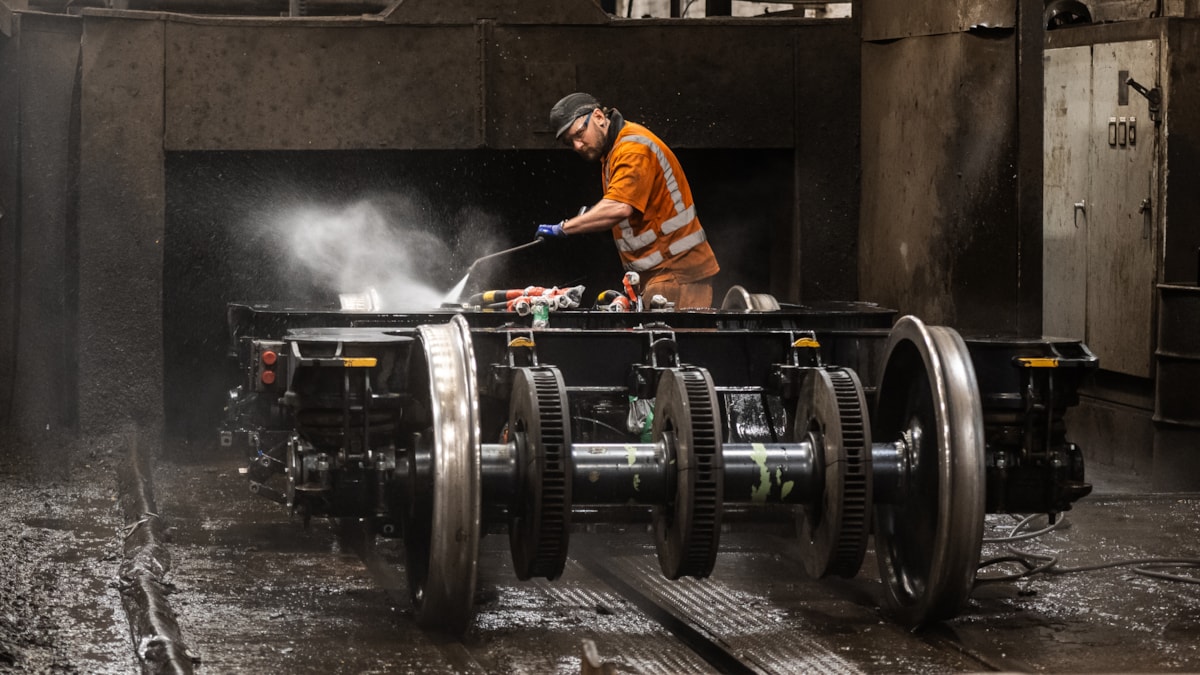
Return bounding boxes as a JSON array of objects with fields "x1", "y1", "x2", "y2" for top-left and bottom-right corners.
[
  {"x1": 976, "y1": 513, "x2": 1200, "y2": 585},
  {"x1": 117, "y1": 430, "x2": 196, "y2": 675}
]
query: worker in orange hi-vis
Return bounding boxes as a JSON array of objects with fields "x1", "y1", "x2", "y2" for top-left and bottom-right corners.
[{"x1": 536, "y1": 92, "x2": 720, "y2": 309}]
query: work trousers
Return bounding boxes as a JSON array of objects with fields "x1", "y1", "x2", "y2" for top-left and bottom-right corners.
[{"x1": 642, "y1": 272, "x2": 714, "y2": 309}]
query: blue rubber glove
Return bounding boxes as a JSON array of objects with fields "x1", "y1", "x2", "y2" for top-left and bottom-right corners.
[{"x1": 536, "y1": 221, "x2": 566, "y2": 239}]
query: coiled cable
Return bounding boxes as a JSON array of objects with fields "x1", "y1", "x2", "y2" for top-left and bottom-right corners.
[{"x1": 976, "y1": 513, "x2": 1200, "y2": 586}]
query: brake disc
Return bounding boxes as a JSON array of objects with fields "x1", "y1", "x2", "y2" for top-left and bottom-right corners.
[
  {"x1": 793, "y1": 367, "x2": 872, "y2": 579},
  {"x1": 652, "y1": 367, "x2": 724, "y2": 579},
  {"x1": 508, "y1": 366, "x2": 572, "y2": 581}
]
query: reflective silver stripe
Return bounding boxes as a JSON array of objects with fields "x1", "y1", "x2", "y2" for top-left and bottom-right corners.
[
  {"x1": 667, "y1": 229, "x2": 706, "y2": 256},
  {"x1": 660, "y1": 204, "x2": 696, "y2": 235},
  {"x1": 621, "y1": 134, "x2": 688, "y2": 215},
  {"x1": 613, "y1": 131, "x2": 706, "y2": 269},
  {"x1": 627, "y1": 250, "x2": 665, "y2": 272},
  {"x1": 618, "y1": 218, "x2": 658, "y2": 252}
]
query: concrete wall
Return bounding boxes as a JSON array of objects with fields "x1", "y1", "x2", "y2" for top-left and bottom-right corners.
[
  {"x1": 5, "y1": 14, "x2": 81, "y2": 436},
  {"x1": 0, "y1": 24, "x2": 19, "y2": 428},
  {"x1": 78, "y1": 16, "x2": 166, "y2": 437},
  {"x1": 858, "y1": 0, "x2": 1043, "y2": 335},
  {"x1": 860, "y1": 32, "x2": 1020, "y2": 331}
]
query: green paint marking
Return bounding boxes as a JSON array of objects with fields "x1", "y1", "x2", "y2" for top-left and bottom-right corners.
[
  {"x1": 633, "y1": 474, "x2": 641, "y2": 492},
  {"x1": 750, "y1": 443, "x2": 770, "y2": 504},
  {"x1": 625, "y1": 445, "x2": 637, "y2": 466},
  {"x1": 781, "y1": 480, "x2": 794, "y2": 501}
]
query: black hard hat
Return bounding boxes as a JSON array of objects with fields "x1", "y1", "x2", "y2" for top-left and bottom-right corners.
[{"x1": 550, "y1": 92, "x2": 600, "y2": 139}]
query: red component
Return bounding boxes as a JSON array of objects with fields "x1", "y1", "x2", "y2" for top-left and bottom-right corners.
[
  {"x1": 261, "y1": 370, "x2": 276, "y2": 385},
  {"x1": 261, "y1": 350, "x2": 278, "y2": 366},
  {"x1": 507, "y1": 296, "x2": 533, "y2": 314},
  {"x1": 622, "y1": 278, "x2": 638, "y2": 304},
  {"x1": 606, "y1": 296, "x2": 631, "y2": 312}
]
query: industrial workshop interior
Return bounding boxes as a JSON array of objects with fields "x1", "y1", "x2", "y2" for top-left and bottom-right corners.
[{"x1": 1, "y1": 0, "x2": 1198, "y2": 672}]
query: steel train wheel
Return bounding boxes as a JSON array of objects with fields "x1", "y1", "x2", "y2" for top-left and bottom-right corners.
[
  {"x1": 873, "y1": 316, "x2": 985, "y2": 626},
  {"x1": 508, "y1": 366, "x2": 572, "y2": 581},
  {"x1": 652, "y1": 367, "x2": 724, "y2": 579},
  {"x1": 404, "y1": 315, "x2": 482, "y2": 634},
  {"x1": 793, "y1": 367, "x2": 872, "y2": 579}
]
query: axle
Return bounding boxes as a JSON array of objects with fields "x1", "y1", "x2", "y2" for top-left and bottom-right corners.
[{"x1": 480, "y1": 438, "x2": 907, "y2": 508}]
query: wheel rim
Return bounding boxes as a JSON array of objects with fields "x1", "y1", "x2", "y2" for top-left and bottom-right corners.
[
  {"x1": 405, "y1": 315, "x2": 481, "y2": 634},
  {"x1": 873, "y1": 316, "x2": 985, "y2": 626}
]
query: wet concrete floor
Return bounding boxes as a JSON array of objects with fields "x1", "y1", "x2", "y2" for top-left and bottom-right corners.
[
  {"x1": 0, "y1": 436, "x2": 1196, "y2": 673},
  {"x1": 0, "y1": 435, "x2": 138, "y2": 674},
  {"x1": 151, "y1": 444, "x2": 1200, "y2": 674}
]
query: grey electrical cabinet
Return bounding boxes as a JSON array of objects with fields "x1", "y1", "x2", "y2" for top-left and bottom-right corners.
[{"x1": 1044, "y1": 20, "x2": 1200, "y2": 379}]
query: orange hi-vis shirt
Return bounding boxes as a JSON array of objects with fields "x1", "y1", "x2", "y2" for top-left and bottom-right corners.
[{"x1": 601, "y1": 122, "x2": 719, "y2": 284}]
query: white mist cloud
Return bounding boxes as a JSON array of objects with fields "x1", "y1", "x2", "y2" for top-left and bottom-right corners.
[{"x1": 271, "y1": 198, "x2": 448, "y2": 311}]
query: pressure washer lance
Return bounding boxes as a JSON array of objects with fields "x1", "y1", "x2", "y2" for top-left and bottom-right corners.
[
  {"x1": 445, "y1": 207, "x2": 590, "y2": 305},
  {"x1": 443, "y1": 238, "x2": 544, "y2": 305}
]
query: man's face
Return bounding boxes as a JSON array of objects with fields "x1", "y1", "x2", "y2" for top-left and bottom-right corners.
[{"x1": 562, "y1": 109, "x2": 605, "y2": 161}]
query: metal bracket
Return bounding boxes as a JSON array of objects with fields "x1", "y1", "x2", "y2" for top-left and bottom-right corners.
[
  {"x1": 249, "y1": 480, "x2": 287, "y2": 504},
  {"x1": 484, "y1": 329, "x2": 540, "y2": 397},
  {"x1": 787, "y1": 330, "x2": 823, "y2": 368},
  {"x1": 767, "y1": 331, "x2": 824, "y2": 400},
  {"x1": 1126, "y1": 77, "x2": 1162, "y2": 125},
  {"x1": 627, "y1": 330, "x2": 679, "y2": 398}
]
